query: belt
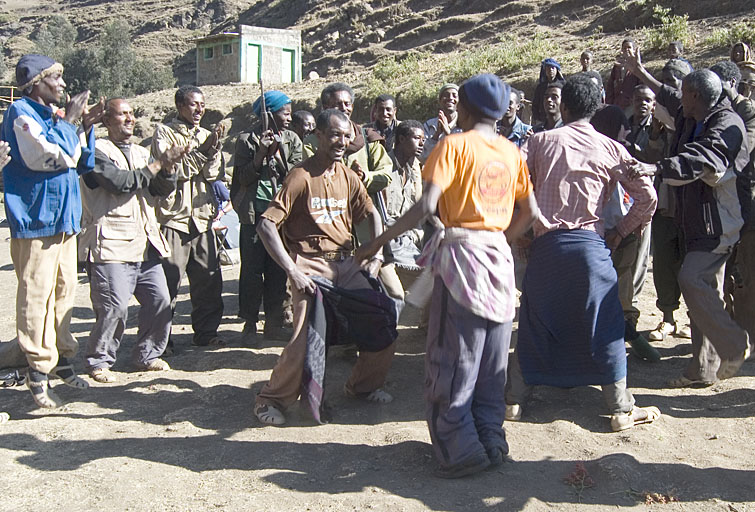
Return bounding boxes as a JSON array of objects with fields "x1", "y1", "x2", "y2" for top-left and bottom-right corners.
[{"x1": 320, "y1": 250, "x2": 353, "y2": 262}]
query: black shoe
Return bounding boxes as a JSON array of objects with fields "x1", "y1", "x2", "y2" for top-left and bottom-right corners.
[
  {"x1": 263, "y1": 326, "x2": 293, "y2": 342},
  {"x1": 240, "y1": 322, "x2": 260, "y2": 347},
  {"x1": 434, "y1": 452, "x2": 491, "y2": 479}
]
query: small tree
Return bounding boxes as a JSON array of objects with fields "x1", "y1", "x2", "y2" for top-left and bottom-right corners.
[{"x1": 31, "y1": 15, "x2": 77, "y2": 62}]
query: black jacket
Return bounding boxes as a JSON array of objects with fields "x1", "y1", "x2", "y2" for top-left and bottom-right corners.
[{"x1": 657, "y1": 85, "x2": 748, "y2": 253}]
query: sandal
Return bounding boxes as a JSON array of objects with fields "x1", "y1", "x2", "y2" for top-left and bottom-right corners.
[
  {"x1": 667, "y1": 376, "x2": 715, "y2": 388},
  {"x1": 254, "y1": 403, "x2": 286, "y2": 425},
  {"x1": 0, "y1": 412, "x2": 9, "y2": 425},
  {"x1": 27, "y1": 370, "x2": 61, "y2": 409},
  {"x1": 344, "y1": 385, "x2": 394, "y2": 404},
  {"x1": 139, "y1": 358, "x2": 170, "y2": 372},
  {"x1": 50, "y1": 358, "x2": 89, "y2": 389},
  {"x1": 192, "y1": 336, "x2": 226, "y2": 347},
  {"x1": 90, "y1": 368, "x2": 117, "y2": 383},
  {"x1": 611, "y1": 406, "x2": 661, "y2": 432}
]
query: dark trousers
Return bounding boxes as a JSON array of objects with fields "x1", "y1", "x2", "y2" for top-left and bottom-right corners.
[
  {"x1": 651, "y1": 214, "x2": 685, "y2": 316},
  {"x1": 161, "y1": 226, "x2": 223, "y2": 345},
  {"x1": 238, "y1": 222, "x2": 288, "y2": 329},
  {"x1": 426, "y1": 277, "x2": 511, "y2": 468},
  {"x1": 85, "y1": 259, "x2": 172, "y2": 370}
]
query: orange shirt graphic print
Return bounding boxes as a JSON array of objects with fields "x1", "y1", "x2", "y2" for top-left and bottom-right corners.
[{"x1": 475, "y1": 160, "x2": 511, "y2": 218}]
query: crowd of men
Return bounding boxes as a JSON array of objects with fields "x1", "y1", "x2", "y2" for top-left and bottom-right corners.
[{"x1": 0, "y1": 39, "x2": 753, "y2": 478}]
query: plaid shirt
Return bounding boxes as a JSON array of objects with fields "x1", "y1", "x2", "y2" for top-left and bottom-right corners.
[
  {"x1": 417, "y1": 227, "x2": 515, "y2": 323},
  {"x1": 522, "y1": 120, "x2": 656, "y2": 239}
]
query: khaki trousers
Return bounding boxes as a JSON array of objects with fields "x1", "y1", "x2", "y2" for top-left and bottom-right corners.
[
  {"x1": 11, "y1": 233, "x2": 78, "y2": 374},
  {"x1": 256, "y1": 255, "x2": 395, "y2": 410}
]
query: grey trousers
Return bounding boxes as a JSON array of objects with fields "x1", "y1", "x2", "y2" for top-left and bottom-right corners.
[
  {"x1": 86, "y1": 259, "x2": 172, "y2": 370},
  {"x1": 611, "y1": 227, "x2": 651, "y2": 325},
  {"x1": 426, "y1": 277, "x2": 511, "y2": 468},
  {"x1": 678, "y1": 250, "x2": 750, "y2": 382},
  {"x1": 161, "y1": 227, "x2": 224, "y2": 345}
]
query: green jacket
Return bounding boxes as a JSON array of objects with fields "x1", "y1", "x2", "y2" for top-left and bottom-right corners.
[{"x1": 231, "y1": 126, "x2": 302, "y2": 225}]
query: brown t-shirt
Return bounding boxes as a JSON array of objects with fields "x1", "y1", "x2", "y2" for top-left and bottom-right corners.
[{"x1": 261, "y1": 159, "x2": 374, "y2": 256}]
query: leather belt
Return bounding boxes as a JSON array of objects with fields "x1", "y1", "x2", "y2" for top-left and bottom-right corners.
[{"x1": 320, "y1": 250, "x2": 353, "y2": 262}]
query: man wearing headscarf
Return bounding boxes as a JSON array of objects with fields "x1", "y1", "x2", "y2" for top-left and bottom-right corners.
[
  {"x1": 357, "y1": 74, "x2": 539, "y2": 478},
  {"x1": 532, "y1": 58, "x2": 565, "y2": 125},
  {"x1": 231, "y1": 90, "x2": 303, "y2": 345},
  {"x1": 1, "y1": 54, "x2": 103, "y2": 408}
]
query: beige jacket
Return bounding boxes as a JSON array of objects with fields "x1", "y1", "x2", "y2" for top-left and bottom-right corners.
[
  {"x1": 150, "y1": 118, "x2": 224, "y2": 233},
  {"x1": 80, "y1": 138, "x2": 170, "y2": 263}
]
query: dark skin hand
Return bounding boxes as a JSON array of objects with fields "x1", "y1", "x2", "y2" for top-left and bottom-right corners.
[
  {"x1": 197, "y1": 123, "x2": 226, "y2": 155},
  {"x1": 82, "y1": 97, "x2": 105, "y2": 132},
  {"x1": 252, "y1": 129, "x2": 281, "y2": 168},
  {"x1": 63, "y1": 91, "x2": 91, "y2": 126},
  {"x1": 149, "y1": 143, "x2": 191, "y2": 176}
]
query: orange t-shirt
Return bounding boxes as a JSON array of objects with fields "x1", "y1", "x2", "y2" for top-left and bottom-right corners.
[{"x1": 422, "y1": 131, "x2": 533, "y2": 231}]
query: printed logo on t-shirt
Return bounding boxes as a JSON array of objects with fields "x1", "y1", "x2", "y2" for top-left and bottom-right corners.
[
  {"x1": 475, "y1": 161, "x2": 511, "y2": 216},
  {"x1": 311, "y1": 196, "x2": 346, "y2": 224}
]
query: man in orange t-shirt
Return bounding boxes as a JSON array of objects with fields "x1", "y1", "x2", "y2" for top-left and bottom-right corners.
[{"x1": 357, "y1": 74, "x2": 538, "y2": 478}]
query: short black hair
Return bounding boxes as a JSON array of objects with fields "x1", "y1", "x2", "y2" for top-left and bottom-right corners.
[
  {"x1": 395, "y1": 120, "x2": 423, "y2": 144},
  {"x1": 622, "y1": 37, "x2": 636, "y2": 46},
  {"x1": 175, "y1": 85, "x2": 203, "y2": 106},
  {"x1": 562, "y1": 74, "x2": 601, "y2": 119},
  {"x1": 315, "y1": 108, "x2": 349, "y2": 132},
  {"x1": 545, "y1": 81, "x2": 564, "y2": 92},
  {"x1": 510, "y1": 88, "x2": 524, "y2": 103},
  {"x1": 710, "y1": 60, "x2": 742, "y2": 87},
  {"x1": 669, "y1": 41, "x2": 683, "y2": 52},
  {"x1": 320, "y1": 82, "x2": 354, "y2": 107},
  {"x1": 373, "y1": 94, "x2": 395, "y2": 107},
  {"x1": 581, "y1": 50, "x2": 593, "y2": 59},
  {"x1": 633, "y1": 84, "x2": 655, "y2": 97},
  {"x1": 583, "y1": 70, "x2": 603, "y2": 89},
  {"x1": 104, "y1": 97, "x2": 126, "y2": 116},
  {"x1": 292, "y1": 110, "x2": 314, "y2": 125}
]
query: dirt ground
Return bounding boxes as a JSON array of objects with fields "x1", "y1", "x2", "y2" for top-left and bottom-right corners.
[{"x1": 0, "y1": 215, "x2": 753, "y2": 511}]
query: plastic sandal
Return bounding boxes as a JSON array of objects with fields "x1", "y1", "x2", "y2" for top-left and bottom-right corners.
[
  {"x1": 27, "y1": 371, "x2": 61, "y2": 409},
  {"x1": 254, "y1": 404, "x2": 286, "y2": 425},
  {"x1": 50, "y1": 358, "x2": 89, "y2": 389}
]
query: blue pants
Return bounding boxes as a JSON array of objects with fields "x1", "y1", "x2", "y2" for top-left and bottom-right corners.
[
  {"x1": 86, "y1": 259, "x2": 172, "y2": 370},
  {"x1": 425, "y1": 277, "x2": 512, "y2": 468}
]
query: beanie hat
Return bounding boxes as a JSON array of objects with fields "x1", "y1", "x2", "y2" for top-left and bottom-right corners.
[
  {"x1": 16, "y1": 54, "x2": 63, "y2": 90},
  {"x1": 252, "y1": 90, "x2": 291, "y2": 118},
  {"x1": 542, "y1": 58, "x2": 561, "y2": 71},
  {"x1": 459, "y1": 73, "x2": 510, "y2": 120},
  {"x1": 438, "y1": 83, "x2": 459, "y2": 97}
]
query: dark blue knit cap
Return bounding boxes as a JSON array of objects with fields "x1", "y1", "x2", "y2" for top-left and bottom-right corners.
[
  {"x1": 460, "y1": 73, "x2": 510, "y2": 120},
  {"x1": 542, "y1": 58, "x2": 561, "y2": 70},
  {"x1": 16, "y1": 54, "x2": 63, "y2": 90}
]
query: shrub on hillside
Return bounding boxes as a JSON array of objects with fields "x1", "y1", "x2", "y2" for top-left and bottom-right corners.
[
  {"x1": 31, "y1": 16, "x2": 173, "y2": 98},
  {"x1": 704, "y1": 22, "x2": 755, "y2": 49},
  {"x1": 642, "y1": 5, "x2": 691, "y2": 51}
]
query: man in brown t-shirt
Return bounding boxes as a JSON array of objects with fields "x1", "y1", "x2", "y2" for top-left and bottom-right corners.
[{"x1": 253, "y1": 109, "x2": 396, "y2": 426}]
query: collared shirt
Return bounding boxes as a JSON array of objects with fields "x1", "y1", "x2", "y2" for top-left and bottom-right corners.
[
  {"x1": 150, "y1": 118, "x2": 224, "y2": 234},
  {"x1": 498, "y1": 116, "x2": 532, "y2": 148},
  {"x1": 364, "y1": 119, "x2": 399, "y2": 153},
  {"x1": 421, "y1": 115, "x2": 463, "y2": 162},
  {"x1": 523, "y1": 120, "x2": 656, "y2": 239}
]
